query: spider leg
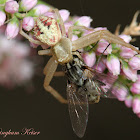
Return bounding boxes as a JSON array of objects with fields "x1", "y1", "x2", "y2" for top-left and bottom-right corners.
[
  {"x1": 19, "y1": 21, "x2": 43, "y2": 45},
  {"x1": 68, "y1": 25, "x2": 93, "y2": 41},
  {"x1": 53, "y1": 71, "x2": 65, "y2": 77},
  {"x1": 52, "y1": 8, "x2": 66, "y2": 37},
  {"x1": 38, "y1": 49, "x2": 52, "y2": 56},
  {"x1": 44, "y1": 57, "x2": 67, "y2": 104},
  {"x1": 72, "y1": 30, "x2": 140, "y2": 53}
]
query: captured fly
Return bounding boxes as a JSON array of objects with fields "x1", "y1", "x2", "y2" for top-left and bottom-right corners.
[{"x1": 63, "y1": 54, "x2": 121, "y2": 138}]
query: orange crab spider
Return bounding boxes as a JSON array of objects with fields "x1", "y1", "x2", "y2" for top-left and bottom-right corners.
[{"x1": 19, "y1": 8, "x2": 140, "y2": 104}]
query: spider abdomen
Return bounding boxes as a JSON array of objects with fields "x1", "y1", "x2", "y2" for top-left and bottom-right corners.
[{"x1": 34, "y1": 16, "x2": 61, "y2": 46}]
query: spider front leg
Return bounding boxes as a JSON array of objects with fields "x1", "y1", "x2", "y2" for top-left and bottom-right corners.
[
  {"x1": 19, "y1": 21, "x2": 43, "y2": 45},
  {"x1": 43, "y1": 57, "x2": 67, "y2": 104},
  {"x1": 72, "y1": 30, "x2": 140, "y2": 53},
  {"x1": 68, "y1": 26, "x2": 94, "y2": 41}
]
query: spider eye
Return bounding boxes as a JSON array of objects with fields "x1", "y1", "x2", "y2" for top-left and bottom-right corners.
[{"x1": 40, "y1": 32, "x2": 44, "y2": 34}]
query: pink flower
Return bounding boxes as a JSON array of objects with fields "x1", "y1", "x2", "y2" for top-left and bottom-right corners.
[
  {"x1": 93, "y1": 27, "x2": 107, "y2": 32},
  {"x1": 132, "y1": 98, "x2": 140, "y2": 114},
  {"x1": 33, "y1": 4, "x2": 50, "y2": 16},
  {"x1": 20, "y1": 0, "x2": 37, "y2": 11},
  {"x1": 75, "y1": 16, "x2": 93, "y2": 27},
  {"x1": 82, "y1": 52, "x2": 96, "y2": 67},
  {"x1": 112, "y1": 85, "x2": 128, "y2": 101},
  {"x1": 128, "y1": 55, "x2": 140, "y2": 70},
  {"x1": 119, "y1": 34, "x2": 132, "y2": 43},
  {"x1": 5, "y1": 0, "x2": 19, "y2": 14},
  {"x1": 5, "y1": 21, "x2": 19, "y2": 39},
  {"x1": 122, "y1": 65, "x2": 138, "y2": 82},
  {"x1": 44, "y1": 12, "x2": 54, "y2": 18},
  {"x1": 125, "y1": 96, "x2": 133, "y2": 108},
  {"x1": 59, "y1": 9, "x2": 70, "y2": 22},
  {"x1": 0, "y1": 11, "x2": 6, "y2": 27},
  {"x1": 130, "y1": 78, "x2": 140, "y2": 94},
  {"x1": 97, "y1": 39, "x2": 112, "y2": 55},
  {"x1": 120, "y1": 46, "x2": 137, "y2": 59},
  {"x1": 106, "y1": 54, "x2": 120, "y2": 76},
  {"x1": 64, "y1": 22, "x2": 73, "y2": 33},
  {"x1": 93, "y1": 59, "x2": 106, "y2": 73},
  {"x1": 22, "y1": 17, "x2": 34, "y2": 31},
  {"x1": 72, "y1": 35, "x2": 78, "y2": 41}
]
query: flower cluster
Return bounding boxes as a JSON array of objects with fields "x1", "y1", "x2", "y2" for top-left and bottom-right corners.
[
  {"x1": 1, "y1": 0, "x2": 140, "y2": 117},
  {"x1": 0, "y1": 26, "x2": 34, "y2": 88}
]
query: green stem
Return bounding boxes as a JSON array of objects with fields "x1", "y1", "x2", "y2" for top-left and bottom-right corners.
[{"x1": 15, "y1": 13, "x2": 26, "y2": 20}]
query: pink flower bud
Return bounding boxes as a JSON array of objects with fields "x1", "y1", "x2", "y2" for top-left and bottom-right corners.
[
  {"x1": 76, "y1": 16, "x2": 92, "y2": 27},
  {"x1": 5, "y1": 0, "x2": 19, "y2": 14},
  {"x1": 119, "y1": 35, "x2": 132, "y2": 43},
  {"x1": 120, "y1": 46, "x2": 137, "y2": 59},
  {"x1": 33, "y1": 4, "x2": 50, "y2": 16},
  {"x1": 20, "y1": 0, "x2": 37, "y2": 11},
  {"x1": 5, "y1": 21, "x2": 19, "y2": 39},
  {"x1": 22, "y1": 17, "x2": 34, "y2": 31},
  {"x1": 125, "y1": 96, "x2": 133, "y2": 108},
  {"x1": 64, "y1": 22, "x2": 73, "y2": 33},
  {"x1": 97, "y1": 39, "x2": 112, "y2": 55},
  {"x1": 72, "y1": 35, "x2": 78, "y2": 41},
  {"x1": 112, "y1": 85, "x2": 128, "y2": 101},
  {"x1": 128, "y1": 55, "x2": 140, "y2": 70},
  {"x1": 132, "y1": 98, "x2": 140, "y2": 114},
  {"x1": 0, "y1": 11, "x2": 6, "y2": 27},
  {"x1": 59, "y1": 9, "x2": 70, "y2": 22},
  {"x1": 93, "y1": 59, "x2": 106, "y2": 73},
  {"x1": 93, "y1": 27, "x2": 107, "y2": 32},
  {"x1": 44, "y1": 12, "x2": 54, "y2": 18},
  {"x1": 82, "y1": 52, "x2": 96, "y2": 67},
  {"x1": 106, "y1": 55, "x2": 120, "y2": 76},
  {"x1": 122, "y1": 65, "x2": 138, "y2": 82},
  {"x1": 130, "y1": 81, "x2": 140, "y2": 94}
]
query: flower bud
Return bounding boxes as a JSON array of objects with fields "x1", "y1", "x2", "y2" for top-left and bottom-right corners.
[
  {"x1": 120, "y1": 46, "x2": 137, "y2": 59},
  {"x1": 20, "y1": 0, "x2": 37, "y2": 11},
  {"x1": 5, "y1": 19, "x2": 19, "y2": 39},
  {"x1": 5, "y1": 0, "x2": 19, "y2": 14},
  {"x1": 112, "y1": 85, "x2": 128, "y2": 101},
  {"x1": 75, "y1": 16, "x2": 92, "y2": 27},
  {"x1": 0, "y1": 11, "x2": 6, "y2": 27},
  {"x1": 82, "y1": 52, "x2": 96, "y2": 67},
  {"x1": 119, "y1": 34, "x2": 132, "y2": 43},
  {"x1": 44, "y1": 12, "x2": 54, "y2": 18},
  {"x1": 122, "y1": 64, "x2": 138, "y2": 82},
  {"x1": 72, "y1": 35, "x2": 78, "y2": 41},
  {"x1": 125, "y1": 96, "x2": 133, "y2": 108},
  {"x1": 130, "y1": 81, "x2": 140, "y2": 94},
  {"x1": 132, "y1": 98, "x2": 140, "y2": 114},
  {"x1": 33, "y1": 4, "x2": 50, "y2": 16},
  {"x1": 64, "y1": 22, "x2": 73, "y2": 33},
  {"x1": 22, "y1": 17, "x2": 34, "y2": 31},
  {"x1": 93, "y1": 59, "x2": 106, "y2": 73},
  {"x1": 59, "y1": 9, "x2": 70, "y2": 22},
  {"x1": 106, "y1": 54, "x2": 120, "y2": 76},
  {"x1": 97, "y1": 39, "x2": 112, "y2": 55},
  {"x1": 128, "y1": 55, "x2": 140, "y2": 70}
]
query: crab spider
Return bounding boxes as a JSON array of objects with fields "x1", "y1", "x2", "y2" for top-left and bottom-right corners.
[{"x1": 19, "y1": 8, "x2": 140, "y2": 104}]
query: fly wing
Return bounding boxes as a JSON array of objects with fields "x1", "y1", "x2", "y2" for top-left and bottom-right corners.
[
  {"x1": 85, "y1": 66, "x2": 128, "y2": 98},
  {"x1": 67, "y1": 81, "x2": 89, "y2": 138}
]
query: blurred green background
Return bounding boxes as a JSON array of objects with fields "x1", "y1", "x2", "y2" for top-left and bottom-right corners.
[{"x1": 0, "y1": 0, "x2": 140, "y2": 140}]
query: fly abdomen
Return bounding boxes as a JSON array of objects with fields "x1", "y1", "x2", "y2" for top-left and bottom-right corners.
[{"x1": 63, "y1": 55, "x2": 86, "y2": 86}]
